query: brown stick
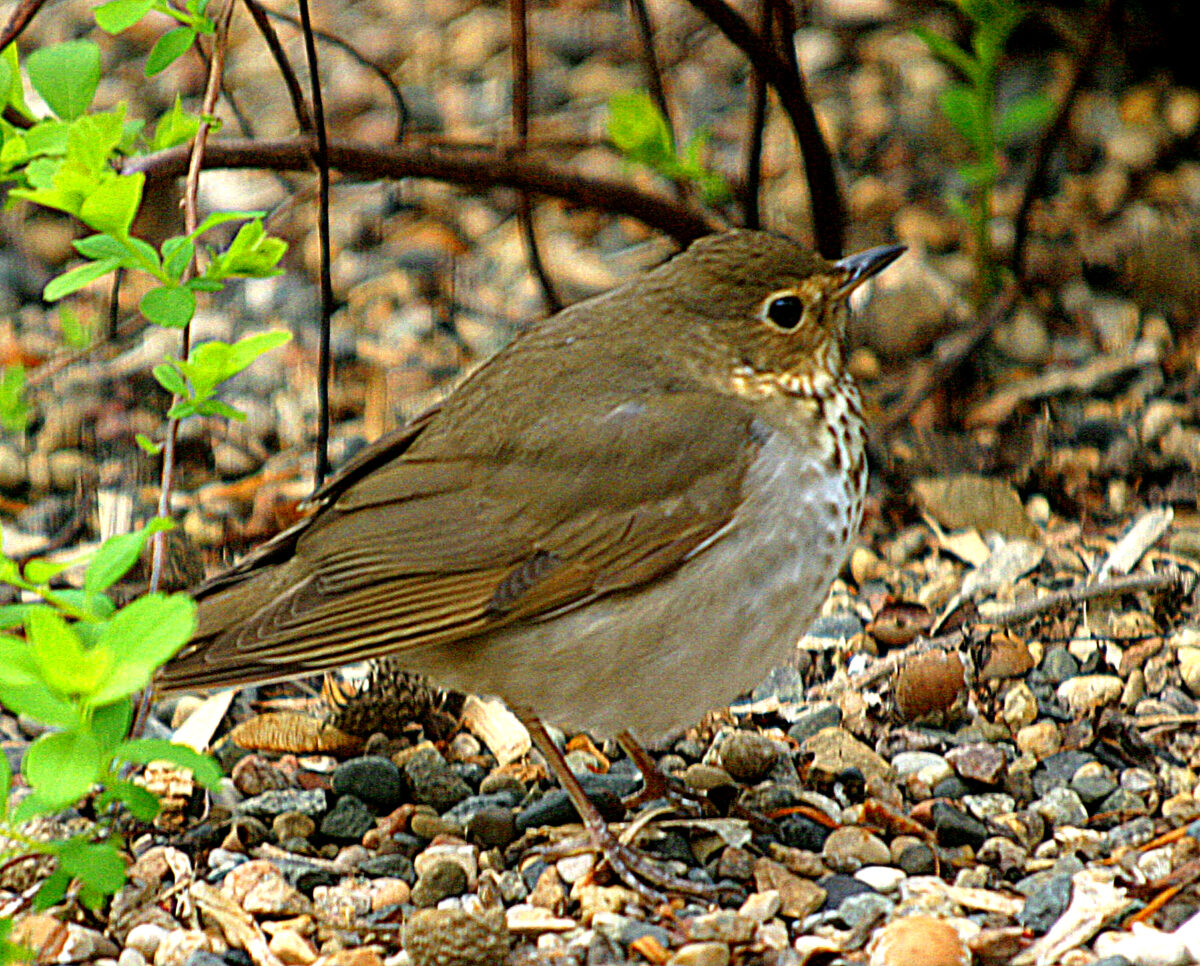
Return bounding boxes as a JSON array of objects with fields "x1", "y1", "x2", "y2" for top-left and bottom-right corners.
[
  {"x1": 124, "y1": 138, "x2": 721, "y2": 244},
  {"x1": 510, "y1": 0, "x2": 561, "y2": 313},
  {"x1": 684, "y1": 0, "x2": 844, "y2": 256}
]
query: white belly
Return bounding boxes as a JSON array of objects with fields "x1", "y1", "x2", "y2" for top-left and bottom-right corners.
[{"x1": 416, "y1": 422, "x2": 863, "y2": 740}]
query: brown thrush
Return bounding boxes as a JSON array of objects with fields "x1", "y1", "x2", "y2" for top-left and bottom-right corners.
[{"x1": 159, "y1": 230, "x2": 903, "y2": 898}]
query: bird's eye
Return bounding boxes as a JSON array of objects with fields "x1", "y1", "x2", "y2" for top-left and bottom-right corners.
[{"x1": 765, "y1": 293, "x2": 804, "y2": 330}]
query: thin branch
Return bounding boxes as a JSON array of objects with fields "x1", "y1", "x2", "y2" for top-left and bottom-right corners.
[
  {"x1": 0, "y1": 0, "x2": 48, "y2": 50},
  {"x1": 983, "y1": 567, "x2": 1193, "y2": 626},
  {"x1": 627, "y1": 0, "x2": 687, "y2": 202},
  {"x1": 295, "y1": 0, "x2": 335, "y2": 487},
  {"x1": 684, "y1": 0, "x2": 843, "y2": 256},
  {"x1": 741, "y1": 0, "x2": 770, "y2": 228},
  {"x1": 125, "y1": 138, "x2": 721, "y2": 243},
  {"x1": 510, "y1": 0, "x2": 562, "y2": 313},
  {"x1": 1010, "y1": 0, "x2": 1117, "y2": 284},
  {"x1": 263, "y1": 6, "x2": 409, "y2": 142},
  {"x1": 150, "y1": 0, "x2": 236, "y2": 594},
  {"x1": 241, "y1": 0, "x2": 314, "y2": 131}
]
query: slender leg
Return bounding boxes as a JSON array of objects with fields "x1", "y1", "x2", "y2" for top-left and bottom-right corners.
[
  {"x1": 617, "y1": 730, "x2": 710, "y2": 811},
  {"x1": 523, "y1": 714, "x2": 727, "y2": 903}
]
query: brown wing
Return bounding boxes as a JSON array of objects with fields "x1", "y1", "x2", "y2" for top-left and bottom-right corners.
[{"x1": 160, "y1": 387, "x2": 760, "y2": 692}]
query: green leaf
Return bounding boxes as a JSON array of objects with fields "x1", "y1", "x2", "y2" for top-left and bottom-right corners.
[
  {"x1": 996, "y1": 92, "x2": 1055, "y2": 143},
  {"x1": 227, "y1": 330, "x2": 291, "y2": 370},
  {"x1": 26, "y1": 41, "x2": 102, "y2": 120},
  {"x1": 23, "y1": 731, "x2": 105, "y2": 804},
  {"x1": 938, "y1": 85, "x2": 988, "y2": 152},
  {"x1": 146, "y1": 27, "x2": 196, "y2": 77},
  {"x1": 27, "y1": 607, "x2": 112, "y2": 696},
  {"x1": 24, "y1": 556, "x2": 80, "y2": 585},
  {"x1": 91, "y1": 697, "x2": 134, "y2": 755},
  {"x1": 189, "y1": 209, "x2": 266, "y2": 240},
  {"x1": 135, "y1": 433, "x2": 163, "y2": 455},
  {"x1": 161, "y1": 236, "x2": 195, "y2": 280},
  {"x1": 58, "y1": 307, "x2": 92, "y2": 349},
  {"x1": 55, "y1": 838, "x2": 127, "y2": 898},
  {"x1": 912, "y1": 26, "x2": 979, "y2": 83},
  {"x1": 115, "y1": 738, "x2": 221, "y2": 788},
  {"x1": 90, "y1": 593, "x2": 196, "y2": 705},
  {"x1": 85, "y1": 519, "x2": 173, "y2": 594},
  {"x1": 33, "y1": 868, "x2": 72, "y2": 910},
  {"x1": 95, "y1": 0, "x2": 157, "y2": 34},
  {"x1": 73, "y1": 233, "x2": 134, "y2": 261},
  {"x1": 140, "y1": 285, "x2": 195, "y2": 328},
  {"x1": 608, "y1": 90, "x2": 674, "y2": 167},
  {"x1": 958, "y1": 158, "x2": 998, "y2": 186},
  {"x1": 0, "y1": 639, "x2": 41, "y2": 686},
  {"x1": 79, "y1": 173, "x2": 145, "y2": 239},
  {"x1": 151, "y1": 96, "x2": 201, "y2": 152},
  {"x1": 97, "y1": 780, "x2": 160, "y2": 820},
  {"x1": 0, "y1": 684, "x2": 81, "y2": 729},
  {"x1": 206, "y1": 219, "x2": 287, "y2": 279},
  {"x1": 0, "y1": 51, "x2": 10, "y2": 114},
  {"x1": 0, "y1": 748, "x2": 10, "y2": 821},
  {"x1": 44, "y1": 257, "x2": 123, "y2": 301},
  {"x1": 194, "y1": 398, "x2": 244, "y2": 421},
  {"x1": 2, "y1": 45, "x2": 30, "y2": 119},
  {"x1": 152, "y1": 362, "x2": 188, "y2": 397},
  {"x1": 0, "y1": 364, "x2": 29, "y2": 433}
]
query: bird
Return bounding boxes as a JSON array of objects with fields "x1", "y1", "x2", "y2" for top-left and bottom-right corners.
[{"x1": 158, "y1": 229, "x2": 904, "y2": 898}]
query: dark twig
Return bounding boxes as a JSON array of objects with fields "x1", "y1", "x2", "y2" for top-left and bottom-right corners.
[
  {"x1": 684, "y1": 0, "x2": 843, "y2": 257},
  {"x1": 741, "y1": 0, "x2": 770, "y2": 228},
  {"x1": 1010, "y1": 0, "x2": 1117, "y2": 284},
  {"x1": 126, "y1": 138, "x2": 721, "y2": 243},
  {"x1": 263, "y1": 6, "x2": 409, "y2": 142},
  {"x1": 627, "y1": 0, "x2": 687, "y2": 202},
  {"x1": 0, "y1": 0, "x2": 47, "y2": 51},
  {"x1": 241, "y1": 0, "x2": 314, "y2": 131},
  {"x1": 510, "y1": 0, "x2": 562, "y2": 313},
  {"x1": 883, "y1": 278, "x2": 1019, "y2": 428},
  {"x1": 983, "y1": 567, "x2": 1192, "y2": 626},
  {"x1": 295, "y1": 0, "x2": 335, "y2": 487}
]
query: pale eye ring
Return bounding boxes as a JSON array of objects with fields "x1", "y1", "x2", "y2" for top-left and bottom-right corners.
[{"x1": 764, "y1": 292, "x2": 804, "y2": 330}]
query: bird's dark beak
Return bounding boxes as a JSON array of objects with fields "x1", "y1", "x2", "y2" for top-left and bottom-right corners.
[{"x1": 833, "y1": 244, "x2": 906, "y2": 297}]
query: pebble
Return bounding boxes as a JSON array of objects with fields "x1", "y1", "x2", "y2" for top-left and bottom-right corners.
[
  {"x1": 753, "y1": 858, "x2": 826, "y2": 918},
  {"x1": 684, "y1": 911, "x2": 756, "y2": 944},
  {"x1": 946, "y1": 743, "x2": 1007, "y2": 784},
  {"x1": 238, "y1": 789, "x2": 327, "y2": 820},
  {"x1": 867, "y1": 916, "x2": 970, "y2": 966},
  {"x1": 399, "y1": 745, "x2": 473, "y2": 813},
  {"x1": 856, "y1": 866, "x2": 906, "y2": 894},
  {"x1": 931, "y1": 803, "x2": 990, "y2": 849},
  {"x1": 231, "y1": 755, "x2": 293, "y2": 797},
  {"x1": 666, "y1": 942, "x2": 731, "y2": 966},
  {"x1": 787, "y1": 703, "x2": 842, "y2": 742},
  {"x1": 1034, "y1": 787, "x2": 1090, "y2": 829},
  {"x1": 1018, "y1": 873, "x2": 1073, "y2": 934},
  {"x1": 125, "y1": 924, "x2": 169, "y2": 960},
  {"x1": 802, "y1": 727, "x2": 891, "y2": 783},
  {"x1": 719, "y1": 731, "x2": 779, "y2": 783},
  {"x1": 331, "y1": 756, "x2": 407, "y2": 811},
  {"x1": 409, "y1": 860, "x2": 467, "y2": 907},
  {"x1": 822, "y1": 826, "x2": 891, "y2": 871},
  {"x1": 319, "y1": 795, "x2": 376, "y2": 842},
  {"x1": 1056, "y1": 675, "x2": 1124, "y2": 716},
  {"x1": 401, "y1": 907, "x2": 509, "y2": 966}
]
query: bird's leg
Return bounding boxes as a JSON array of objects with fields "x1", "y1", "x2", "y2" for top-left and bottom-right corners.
[
  {"x1": 616, "y1": 730, "x2": 711, "y2": 812},
  {"x1": 523, "y1": 715, "x2": 726, "y2": 903}
]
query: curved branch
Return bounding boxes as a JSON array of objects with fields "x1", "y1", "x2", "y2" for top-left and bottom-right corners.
[
  {"x1": 684, "y1": 0, "x2": 844, "y2": 257},
  {"x1": 124, "y1": 137, "x2": 721, "y2": 243}
]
